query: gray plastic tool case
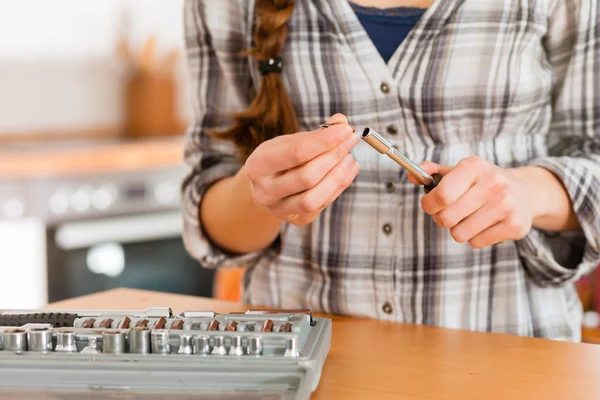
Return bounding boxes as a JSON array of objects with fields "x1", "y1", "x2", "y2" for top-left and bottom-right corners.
[{"x1": 0, "y1": 307, "x2": 332, "y2": 399}]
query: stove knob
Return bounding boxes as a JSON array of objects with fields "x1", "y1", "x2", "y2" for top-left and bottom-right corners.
[
  {"x1": 49, "y1": 191, "x2": 69, "y2": 215},
  {"x1": 92, "y1": 185, "x2": 117, "y2": 210},
  {"x1": 71, "y1": 187, "x2": 91, "y2": 212}
]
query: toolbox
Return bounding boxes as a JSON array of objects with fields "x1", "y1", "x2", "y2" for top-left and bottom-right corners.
[{"x1": 0, "y1": 307, "x2": 332, "y2": 399}]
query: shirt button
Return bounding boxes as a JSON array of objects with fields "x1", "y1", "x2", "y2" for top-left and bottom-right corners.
[
  {"x1": 380, "y1": 82, "x2": 391, "y2": 94},
  {"x1": 386, "y1": 125, "x2": 398, "y2": 135},
  {"x1": 382, "y1": 223, "x2": 393, "y2": 235},
  {"x1": 382, "y1": 302, "x2": 393, "y2": 314},
  {"x1": 386, "y1": 182, "x2": 396, "y2": 193}
]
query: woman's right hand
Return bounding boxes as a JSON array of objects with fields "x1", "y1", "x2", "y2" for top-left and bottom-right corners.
[{"x1": 243, "y1": 114, "x2": 360, "y2": 226}]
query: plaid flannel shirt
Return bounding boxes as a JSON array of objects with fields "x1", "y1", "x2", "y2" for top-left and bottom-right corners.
[{"x1": 181, "y1": 0, "x2": 600, "y2": 341}]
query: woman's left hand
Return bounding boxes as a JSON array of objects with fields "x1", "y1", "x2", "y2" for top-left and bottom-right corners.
[{"x1": 407, "y1": 156, "x2": 537, "y2": 248}]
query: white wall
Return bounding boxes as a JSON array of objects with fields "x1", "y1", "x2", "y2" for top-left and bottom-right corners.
[{"x1": 0, "y1": 0, "x2": 190, "y2": 135}]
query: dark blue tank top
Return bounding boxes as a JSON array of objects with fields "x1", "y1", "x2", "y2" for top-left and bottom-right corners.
[{"x1": 350, "y1": 2, "x2": 426, "y2": 63}]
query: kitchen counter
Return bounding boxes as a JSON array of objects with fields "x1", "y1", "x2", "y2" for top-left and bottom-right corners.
[
  {"x1": 48, "y1": 288, "x2": 600, "y2": 400},
  {"x1": 0, "y1": 137, "x2": 184, "y2": 180}
]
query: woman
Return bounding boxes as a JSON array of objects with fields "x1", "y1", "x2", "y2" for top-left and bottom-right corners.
[{"x1": 181, "y1": 0, "x2": 600, "y2": 341}]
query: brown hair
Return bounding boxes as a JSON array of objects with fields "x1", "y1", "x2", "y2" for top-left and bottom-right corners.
[{"x1": 209, "y1": 0, "x2": 298, "y2": 161}]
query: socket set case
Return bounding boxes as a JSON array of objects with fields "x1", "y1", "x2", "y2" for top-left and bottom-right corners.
[{"x1": 0, "y1": 307, "x2": 332, "y2": 399}]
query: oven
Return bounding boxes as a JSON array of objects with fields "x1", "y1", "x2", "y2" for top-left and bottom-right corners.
[{"x1": 45, "y1": 209, "x2": 214, "y2": 303}]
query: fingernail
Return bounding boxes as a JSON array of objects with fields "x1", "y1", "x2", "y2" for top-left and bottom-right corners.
[
  {"x1": 341, "y1": 154, "x2": 353, "y2": 168},
  {"x1": 319, "y1": 123, "x2": 330, "y2": 129},
  {"x1": 350, "y1": 125, "x2": 356, "y2": 133}
]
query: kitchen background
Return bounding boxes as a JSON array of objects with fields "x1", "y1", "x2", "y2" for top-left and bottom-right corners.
[
  {"x1": 0, "y1": 0, "x2": 598, "y2": 342},
  {"x1": 0, "y1": 0, "x2": 243, "y2": 312}
]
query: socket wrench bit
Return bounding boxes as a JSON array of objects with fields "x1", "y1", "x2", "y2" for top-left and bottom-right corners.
[
  {"x1": 135, "y1": 319, "x2": 150, "y2": 328},
  {"x1": 81, "y1": 336, "x2": 100, "y2": 354},
  {"x1": 229, "y1": 336, "x2": 245, "y2": 356},
  {"x1": 261, "y1": 320, "x2": 274, "y2": 332},
  {"x1": 99, "y1": 319, "x2": 114, "y2": 329},
  {"x1": 81, "y1": 318, "x2": 96, "y2": 329},
  {"x1": 171, "y1": 320, "x2": 184, "y2": 330},
  {"x1": 153, "y1": 317, "x2": 167, "y2": 329},
  {"x1": 28, "y1": 328, "x2": 54, "y2": 353},
  {"x1": 129, "y1": 327, "x2": 150, "y2": 354},
  {"x1": 4, "y1": 329, "x2": 27, "y2": 352},
  {"x1": 225, "y1": 321, "x2": 238, "y2": 331},
  {"x1": 102, "y1": 331, "x2": 126, "y2": 354},
  {"x1": 119, "y1": 317, "x2": 131, "y2": 329},
  {"x1": 207, "y1": 320, "x2": 220, "y2": 331},
  {"x1": 248, "y1": 336, "x2": 263, "y2": 356},
  {"x1": 194, "y1": 335, "x2": 211, "y2": 355},
  {"x1": 178, "y1": 334, "x2": 194, "y2": 355},
  {"x1": 284, "y1": 337, "x2": 300, "y2": 358},
  {"x1": 55, "y1": 330, "x2": 78, "y2": 352},
  {"x1": 151, "y1": 330, "x2": 171, "y2": 354},
  {"x1": 211, "y1": 336, "x2": 228, "y2": 355}
]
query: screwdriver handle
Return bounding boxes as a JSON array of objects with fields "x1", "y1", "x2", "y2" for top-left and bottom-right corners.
[
  {"x1": 0, "y1": 313, "x2": 78, "y2": 328},
  {"x1": 424, "y1": 173, "x2": 443, "y2": 194}
]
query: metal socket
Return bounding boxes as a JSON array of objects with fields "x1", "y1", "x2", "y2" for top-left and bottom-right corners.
[
  {"x1": 211, "y1": 336, "x2": 227, "y2": 355},
  {"x1": 55, "y1": 330, "x2": 78, "y2": 352},
  {"x1": 28, "y1": 328, "x2": 54, "y2": 352},
  {"x1": 4, "y1": 329, "x2": 27, "y2": 352},
  {"x1": 129, "y1": 327, "x2": 151, "y2": 354},
  {"x1": 229, "y1": 336, "x2": 245, "y2": 356},
  {"x1": 284, "y1": 336, "x2": 300, "y2": 357},
  {"x1": 248, "y1": 336, "x2": 263, "y2": 356},
  {"x1": 81, "y1": 336, "x2": 101, "y2": 354},
  {"x1": 151, "y1": 330, "x2": 171, "y2": 354},
  {"x1": 102, "y1": 330, "x2": 126, "y2": 354},
  {"x1": 361, "y1": 127, "x2": 393, "y2": 154},
  {"x1": 194, "y1": 335, "x2": 211, "y2": 355},
  {"x1": 178, "y1": 334, "x2": 194, "y2": 355}
]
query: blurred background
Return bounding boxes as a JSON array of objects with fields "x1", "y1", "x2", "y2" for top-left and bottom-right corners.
[
  {"x1": 0, "y1": 0, "x2": 597, "y2": 343},
  {"x1": 0, "y1": 0, "x2": 243, "y2": 311}
]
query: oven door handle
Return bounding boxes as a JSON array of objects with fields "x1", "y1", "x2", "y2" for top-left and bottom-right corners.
[{"x1": 54, "y1": 210, "x2": 183, "y2": 250}]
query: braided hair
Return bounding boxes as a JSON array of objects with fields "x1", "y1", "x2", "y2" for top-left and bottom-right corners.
[{"x1": 210, "y1": 0, "x2": 298, "y2": 160}]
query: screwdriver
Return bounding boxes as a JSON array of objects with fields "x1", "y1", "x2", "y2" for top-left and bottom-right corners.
[{"x1": 360, "y1": 127, "x2": 442, "y2": 193}]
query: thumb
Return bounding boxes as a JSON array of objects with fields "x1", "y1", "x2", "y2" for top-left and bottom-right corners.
[
  {"x1": 326, "y1": 113, "x2": 349, "y2": 125},
  {"x1": 407, "y1": 161, "x2": 453, "y2": 185}
]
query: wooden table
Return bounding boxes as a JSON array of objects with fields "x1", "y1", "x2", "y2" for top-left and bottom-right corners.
[{"x1": 48, "y1": 288, "x2": 600, "y2": 400}]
